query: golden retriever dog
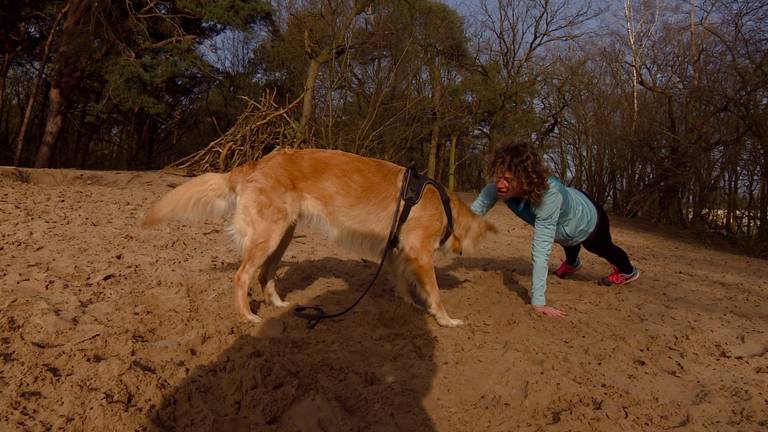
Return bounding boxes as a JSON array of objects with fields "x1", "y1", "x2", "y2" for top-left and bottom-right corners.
[{"x1": 143, "y1": 149, "x2": 495, "y2": 327}]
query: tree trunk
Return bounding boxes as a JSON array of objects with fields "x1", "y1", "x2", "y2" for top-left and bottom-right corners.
[
  {"x1": 295, "y1": 1, "x2": 373, "y2": 142},
  {"x1": 558, "y1": 133, "x2": 569, "y2": 179},
  {"x1": 140, "y1": 115, "x2": 155, "y2": 169},
  {"x1": 427, "y1": 116, "x2": 441, "y2": 179},
  {"x1": 34, "y1": 87, "x2": 66, "y2": 167},
  {"x1": 729, "y1": 172, "x2": 739, "y2": 233},
  {"x1": 623, "y1": 0, "x2": 639, "y2": 134},
  {"x1": 2, "y1": 45, "x2": 29, "y2": 156},
  {"x1": 299, "y1": 58, "x2": 322, "y2": 136},
  {"x1": 77, "y1": 120, "x2": 96, "y2": 169},
  {"x1": 758, "y1": 145, "x2": 768, "y2": 241},
  {"x1": 33, "y1": 0, "x2": 92, "y2": 168},
  {"x1": 15, "y1": 4, "x2": 68, "y2": 166},
  {"x1": 0, "y1": 52, "x2": 16, "y2": 128},
  {"x1": 427, "y1": 62, "x2": 442, "y2": 178},
  {"x1": 448, "y1": 133, "x2": 458, "y2": 191},
  {"x1": 656, "y1": 138, "x2": 687, "y2": 226}
]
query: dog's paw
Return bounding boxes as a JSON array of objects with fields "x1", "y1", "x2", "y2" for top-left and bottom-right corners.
[
  {"x1": 243, "y1": 312, "x2": 263, "y2": 324},
  {"x1": 265, "y1": 292, "x2": 290, "y2": 308},
  {"x1": 271, "y1": 298, "x2": 291, "y2": 308},
  {"x1": 436, "y1": 316, "x2": 464, "y2": 328}
]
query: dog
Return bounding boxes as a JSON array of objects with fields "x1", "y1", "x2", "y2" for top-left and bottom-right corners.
[{"x1": 143, "y1": 149, "x2": 495, "y2": 327}]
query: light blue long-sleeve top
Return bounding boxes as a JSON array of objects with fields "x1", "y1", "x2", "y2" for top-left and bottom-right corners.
[{"x1": 470, "y1": 177, "x2": 598, "y2": 306}]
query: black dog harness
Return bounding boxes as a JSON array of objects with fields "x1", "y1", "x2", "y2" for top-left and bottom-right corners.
[
  {"x1": 392, "y1": 167, "x2": 454, "y2": 248},
  {"x1": 293, "y1": 165, "x2": 454, "y2": 328}
]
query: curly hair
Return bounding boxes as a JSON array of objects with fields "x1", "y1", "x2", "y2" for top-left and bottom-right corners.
[{"x1": 489, "y1": 140, "x2": 550, "y2": 204}]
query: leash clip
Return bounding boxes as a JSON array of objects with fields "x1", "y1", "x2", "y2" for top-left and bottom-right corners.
[{"x1": 293, "y1": 305, "x2": 326, "y2": 329}]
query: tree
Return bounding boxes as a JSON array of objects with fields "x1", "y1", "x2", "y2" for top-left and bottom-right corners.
[
  {"x1": 471, "y1": 0, "x2": 595, "y2": 154},
  {"x1": 14, "y1": 3, "x2": 68, "y2": 165},
  {"x1": 263, "y1": 0, "x2": 374, "y2": 136},
  {"x1": 31, "y1": 0, "x2": 271, "y2": 168},
  {"x1": 409, "y1": 0, "x2": 469, "y2": 178}
]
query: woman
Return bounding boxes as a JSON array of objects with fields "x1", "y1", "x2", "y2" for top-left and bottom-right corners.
[{"x1": 470, "y1": 140, "x2": 639, "y2": 318}]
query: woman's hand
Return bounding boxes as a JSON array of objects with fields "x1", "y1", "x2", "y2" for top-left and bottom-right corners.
[{"x1": 532, "y1": 305, "x2": 567, "y2": 318}]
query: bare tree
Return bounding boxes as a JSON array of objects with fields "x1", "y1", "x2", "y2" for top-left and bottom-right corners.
[
  {"x1": 623, "y1": 0, "x2": 660, "y2": 133},
  {"x1": 471, "y1": 0, "x2": 595, "y2": 152},
  {"x1": 277, "y1": 0, "x2": 374, "y2": 135}
]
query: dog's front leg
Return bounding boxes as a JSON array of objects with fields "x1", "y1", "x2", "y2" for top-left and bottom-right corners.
[
  {"x1": 409, "y1": 255, "x2": 464, "y2": 327},
  {"x1": 387, "y1": 253, "x2": 419, "y2": 308}
]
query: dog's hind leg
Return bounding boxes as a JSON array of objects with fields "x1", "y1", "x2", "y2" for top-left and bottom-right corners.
[
  {"x1": 233, "y1": 221, "x2": 292, "y2": 323},
  {"x1": 258, "y1": 223, "x2": 296, "y2": 308},
  {"x1": 406, "y1": 254, "x2": 464, "y2": 328}
]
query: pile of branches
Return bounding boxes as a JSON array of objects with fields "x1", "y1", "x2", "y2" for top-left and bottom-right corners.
[{"x1": 166, "y1": 91, "x2": 311, "y2": 175}]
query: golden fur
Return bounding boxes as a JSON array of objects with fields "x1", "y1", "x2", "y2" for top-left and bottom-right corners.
[{"x1": 143, "y1": 149, "x2": 495, "y2": 327}]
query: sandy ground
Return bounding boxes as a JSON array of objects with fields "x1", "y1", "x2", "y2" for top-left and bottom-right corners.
[{"x1": 0, "y1": 166, "x2": 766, "y2": 432}]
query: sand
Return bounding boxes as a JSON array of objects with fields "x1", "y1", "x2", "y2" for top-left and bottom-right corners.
[{"x1": 0, "y1": 167, "x2": 766, "y2": 431}]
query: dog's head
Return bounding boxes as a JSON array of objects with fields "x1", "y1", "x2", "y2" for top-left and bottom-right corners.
[{"x1": 447, "y1": 198, "x2": 497, "y2": 255}]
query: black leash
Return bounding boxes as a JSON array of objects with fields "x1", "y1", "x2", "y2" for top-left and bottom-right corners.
[{"x1": 293, "y1": 165, "x2": 454, "y2": 329}]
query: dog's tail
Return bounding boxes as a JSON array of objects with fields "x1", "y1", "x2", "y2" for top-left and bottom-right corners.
[{"x1": 143, "y1": 172, "x2": 237, "y2": 226}]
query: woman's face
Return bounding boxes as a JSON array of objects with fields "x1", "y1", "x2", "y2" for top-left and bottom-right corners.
[{"x1": 495, "y1": 170, "x2": 525, "y2": 199}]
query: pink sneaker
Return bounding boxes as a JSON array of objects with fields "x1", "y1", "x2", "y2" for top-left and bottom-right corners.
[
  {"x1": 554, "y1": 259, "x2": 582, "y2": 279},
  {"x1": 599, "y1": 267, "x2": 640, "y2": 286}
]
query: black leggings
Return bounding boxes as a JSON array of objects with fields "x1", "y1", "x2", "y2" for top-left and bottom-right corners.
[{"x1": 563, "y1": 197, "x2": 634, "y2": 274}]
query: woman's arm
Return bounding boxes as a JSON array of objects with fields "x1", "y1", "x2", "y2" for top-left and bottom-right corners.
[
  {"x1": 469, "y1": 183, "x2": 499, "y2": 216},
  {"x1": 530, "y1": 189, "x2": 563, "y2": 307}
]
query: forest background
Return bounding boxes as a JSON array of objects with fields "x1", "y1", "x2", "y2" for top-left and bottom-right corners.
[{"x1": 1, "y1": 0, "x2": 766, "y2": 253}]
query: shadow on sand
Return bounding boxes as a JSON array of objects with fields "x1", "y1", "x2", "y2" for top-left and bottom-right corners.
[{"x1": 148, "y1": 257, "x2": 439, "y2": 431}]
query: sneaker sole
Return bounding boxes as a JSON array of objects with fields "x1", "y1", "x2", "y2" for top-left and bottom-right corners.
[{"x1": 554, "y1": 265, "x2": 582, "y2": 279}]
